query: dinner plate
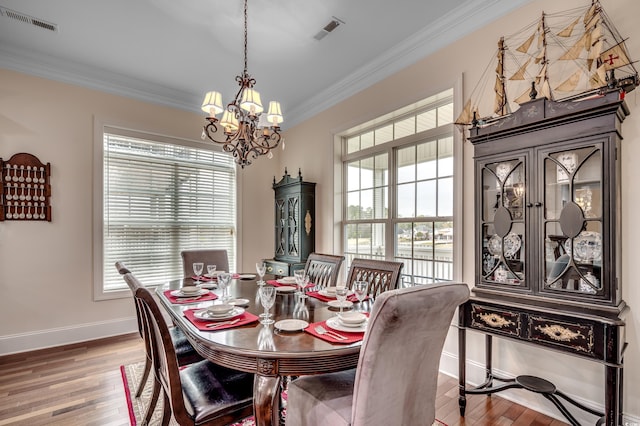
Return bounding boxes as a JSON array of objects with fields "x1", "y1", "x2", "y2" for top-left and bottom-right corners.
[
  {"x1": 275, "y1": 285, "x2": 296, "y2": 293},
  {"x1": 275, "y1": 319, "x2": 309, "y2": 332},
  {"x1": 319, "y1": 289, "x2": 353, "y2": 298},
  {"x1": 171, "y1": 288, "x2": 210, "y2": 298},
  {"x1": 276, "y1": 277, "x2": 296, "y2": 284},
  {"x1": 193, "y1": 307, "x2": 245, "y2": 321},
  {"x1": 228, "y1": 298, "x2": 250, "y2": 306},
  {"x1": 238, "y1": 274, "x2": 257, "y2": 279},
  {"x1": 326, "y1": 316, "x2": 368, "y2": 333},
  {"x1": 197, "y1": 282, "x2": 217, "y2": 289},
  {"x1": 327, "y1": 300, "x2": 353, "y2": 309}
]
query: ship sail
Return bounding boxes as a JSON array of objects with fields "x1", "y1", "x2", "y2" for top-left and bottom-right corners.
[{"x1": 456, "y1": 1, "x2": 638, "y2": 129}]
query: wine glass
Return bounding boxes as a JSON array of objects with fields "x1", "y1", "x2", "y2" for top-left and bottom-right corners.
[
  {"x1": 256, "y1": 262, "x2": 266, "y2": 285},
  {"x1": 218, "y1": 272, "x2": 231, "y2": 302},
  {"x1": 192, "y1": 262, "x2": 204, "y2": 284},
  {"x1": 353, "y1": 281, "x2": 369, "y2": 311},
  {"x1": 335, "y1": 285, "x2": 348, "y2": 317},
  {"x1": 294, "y1": 270, "x2": 306, "y2": 297},
  {"x1": 207, "y1": 264, "x2": 217, "y2": 279},
  {"x1": 259, "y1": 286, "x2": 276, "y2": 325}
]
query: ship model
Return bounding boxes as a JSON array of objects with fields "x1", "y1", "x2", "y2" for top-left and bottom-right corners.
[{"x1": 456, "y1": 1, "x2": 639, "y2": 128}]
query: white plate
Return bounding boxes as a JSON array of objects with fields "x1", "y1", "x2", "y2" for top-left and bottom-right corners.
[
  {"x1": 326, "y1": 316, "x2": 367, "y2": 333},
  {"x1": 193, "y1": 307, "x2": 245, "y2": 321},
  {"x1": 339, "y1": 312, "x2": 367, "y2": 325},
  {"x1": 171, "y1": 288, "x2": 210, "y2": 298},
  {"x1": 197, "y1": 282, "x2": 217, "y2": 289},
  {"x1": 275, "y1": 285, "x2": 296, "y2": 293},
  {"x1": 275, "y1": 319, "x2": 309, "y2": 332},
  {"x1": 319, "y1": 289, "x2": 353, "y2": 298},
  {"x1": 277, "y1": 277, "x2": 296, "y2": 284},
  {"x1": 228, "y1": 298, "x2": 250, "y2": 306},
  {"x1": 238, "y1": 274, "x2": 257, "y2": 279},
  {"x1": 327, "y1": 300, "x2": 353, "y2": 309}
]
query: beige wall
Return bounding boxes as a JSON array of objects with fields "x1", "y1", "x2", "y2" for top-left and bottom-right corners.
[{"x1": 1, "y1": 0, "x2": 638, "y2": 422}]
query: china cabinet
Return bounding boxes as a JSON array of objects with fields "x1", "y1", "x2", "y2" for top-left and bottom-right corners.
[
  {"x1": 458, "y1": 91, "x2": 629, "y2": 426},
  {"x1": 264, "y1": 169, "x2": 315, "y2": 277}
]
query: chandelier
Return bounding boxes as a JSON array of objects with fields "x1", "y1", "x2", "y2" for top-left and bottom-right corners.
[{"x1": 200, "y1": 0, "x2": 283, "y2": 168}]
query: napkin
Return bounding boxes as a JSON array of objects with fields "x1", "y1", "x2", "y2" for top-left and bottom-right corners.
[
  {"x1": 304, "y1": 320, "x2": 364, "y2": 344},
  {"x1": 164, "y1": 289, "x2": 218, "y2": 304},
  {"x1": 183, "y1": 309, "x2": 259, "y2": 331},
  {"x1": 307, "y1": 291, "x2": 364, "y2": 303}
]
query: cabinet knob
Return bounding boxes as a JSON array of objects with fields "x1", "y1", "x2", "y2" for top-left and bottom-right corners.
[
  {"x1": 526, "y1": 203, "x2": 533, "y2": 208},
  {"x1": 534, "y1": 202, "x2": 542, "y2": 207},
  {"x1": 267, "y1": 266, "x2": 273, "y2": 272}
]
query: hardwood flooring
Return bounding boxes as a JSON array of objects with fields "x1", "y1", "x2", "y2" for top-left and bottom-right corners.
[{"x1": 0, "y1": 333, "x2": 567, "y2": 425}]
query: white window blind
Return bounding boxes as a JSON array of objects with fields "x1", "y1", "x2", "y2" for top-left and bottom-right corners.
[{"x1": 102, "y1": 132, "x2": 236, "y2": 291}]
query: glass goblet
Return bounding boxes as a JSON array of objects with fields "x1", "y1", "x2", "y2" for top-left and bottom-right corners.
[
  {"x1": 353, "y1": 281, "x2": 369, "y2": 312},
  {"x1": 259, "y1": 286, "x2": 276, "y2": 325},
  {"x1": 192, "y1": 262, "x2": 204, "y2": 284},
  {"x1": 335, "y1": 285, "x2": 349, "y2": 318},
  {"x1": 256, "y1": 262, "x2": 266, "y2": 285},
  {"x1": 217, "y1": 272, "x2": 231, "y2": 302},
  {"x1": 206, "y1": 264, "x2": 217, "y2": 280},
  {"x1": 296, "y1": 274, "x2": 309, "y2": 298}
]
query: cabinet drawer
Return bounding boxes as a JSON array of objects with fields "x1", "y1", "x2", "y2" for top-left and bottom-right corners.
[
  {"x1": 527, "y1": 315, "x2": 594, "y2": 356},
  {"x1": 265, "y1": 260, "x2": 289, "y2": 276},
  {"x1": 469, "y1": 303, "x2": 522, "y2": 338}
]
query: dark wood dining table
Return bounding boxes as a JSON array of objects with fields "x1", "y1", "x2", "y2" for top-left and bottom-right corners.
[{"x1": 156, "y1": 275, "x2": 371, "y2": 426}]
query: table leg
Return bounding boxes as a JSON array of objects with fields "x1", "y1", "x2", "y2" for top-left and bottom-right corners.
[{"x1": 254, "y1": 372, "x2": 282, "y2": 426}]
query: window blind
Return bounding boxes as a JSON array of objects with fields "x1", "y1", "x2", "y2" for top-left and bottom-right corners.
[{"x1": 102, "y1": 132, "x2": 236, "y2": 291}]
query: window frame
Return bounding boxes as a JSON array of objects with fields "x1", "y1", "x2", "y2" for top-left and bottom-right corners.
[{"x1": 92, "y1": 117, "x2": 242, "y2": 301}]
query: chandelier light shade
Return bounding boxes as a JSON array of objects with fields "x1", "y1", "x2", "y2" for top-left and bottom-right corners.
[{"x1": 201, "y1": 0, "x2": 284, "y2": 168}]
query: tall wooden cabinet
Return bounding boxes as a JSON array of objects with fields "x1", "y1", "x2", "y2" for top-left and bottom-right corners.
[
  {"x1": 264, "y1": 169, "x2": 315, "y2": 276},
  {"x1": 458, "y1": 91, "x2": 629, "y2": 426}
]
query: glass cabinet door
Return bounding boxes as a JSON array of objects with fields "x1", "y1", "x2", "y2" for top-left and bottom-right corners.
[
  {"x1": 479, "y1": 157, "x2": 526, "y2": 288},
  {"x1": 542, "y1": 145, "x2": 603, "y2": 296}
]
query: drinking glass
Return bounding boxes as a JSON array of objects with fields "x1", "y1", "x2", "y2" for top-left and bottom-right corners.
[
  {"x1": 218, "y1": 272, "x2": 231, "y2": 302},
  {"x1": 206, "y1": 264, "x2": 217, "y2": 279},
  {"x1": 353, "y1": 281, "x2": 368, "y2": 311},
  {"x1": 295, "y1": 272, "x2": 308, "y2": 298},
  {"x1": 256, "y1": 262, "x2": 266, "y2": 285},
  {"x1": 259, "y1": 286, "x2": 276, "y2": 325},
  {"x1": 335, "y1": 285, "x2": 348, "y2": 317},
  {"x1": 192, "y1": 262, "x2": 204, "y2": 284}
]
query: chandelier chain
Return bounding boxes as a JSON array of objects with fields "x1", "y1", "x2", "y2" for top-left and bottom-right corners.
[{"x1": 243, "y1": 0, "x2": 248, "y2": 74}]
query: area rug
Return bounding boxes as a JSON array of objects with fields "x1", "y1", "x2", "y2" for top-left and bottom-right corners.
[{"x1": 120, "y1": 362, "x2": 446, "y2": 425}]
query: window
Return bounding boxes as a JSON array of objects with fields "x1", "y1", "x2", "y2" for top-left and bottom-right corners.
[
  {"x1": 94, "y1": 125, "x2": 236, "y2": 297},
  {"x1": 342, "y1": 89, "x2": 459, "y2": 285}
]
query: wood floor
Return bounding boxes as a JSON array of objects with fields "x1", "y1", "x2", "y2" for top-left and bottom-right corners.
[{"x1": 0, "y1": 333, "x2": 568, "y2": 425}]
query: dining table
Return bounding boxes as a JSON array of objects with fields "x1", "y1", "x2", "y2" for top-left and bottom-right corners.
[{"x1": 156, "y1": 275, "x2": 372, "y2": 426}]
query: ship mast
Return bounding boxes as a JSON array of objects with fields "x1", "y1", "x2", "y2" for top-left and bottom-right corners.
[{"x1": 494, "y1": 37, "x2": 510, "y2": 116}]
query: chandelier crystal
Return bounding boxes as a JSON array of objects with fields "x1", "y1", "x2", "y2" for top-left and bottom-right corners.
[{"x1": 200, "y1": 0, "x2": 283, "y2": 168}]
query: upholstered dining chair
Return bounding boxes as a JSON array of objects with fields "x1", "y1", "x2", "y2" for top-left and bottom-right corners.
[
  {"x1": 116, "y1": 262, "x2": 203, "y2": 424},
  {"x1": 132, "y1": 277, "x2": 255, "y2": 425},
  {"x1": 181, "y1": 249, "x2": 230, "y2": 278},
  {"x1": 303, "y1": 253, "x2": 345, "y2": 289},
  {"x1": 285, "y1": 281, "x2": 470, "y2": 426},
  {"x1": 345, "y1": 258, "x2": 404, "y2": 299}
]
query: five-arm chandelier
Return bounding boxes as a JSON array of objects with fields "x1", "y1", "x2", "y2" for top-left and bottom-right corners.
[{"x1": 200, "y1": 0, "x2": 283, "y2": 168}]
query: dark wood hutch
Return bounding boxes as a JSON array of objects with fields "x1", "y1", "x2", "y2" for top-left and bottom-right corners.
[{"x1": 458, "y1": 91, "x2": 629, "y2": 426}]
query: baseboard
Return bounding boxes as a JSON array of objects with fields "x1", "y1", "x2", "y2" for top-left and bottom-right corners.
[
  {"x1": 439, "y1": 350, "x2": 638, "y2": 425},
  {"x1": 0, "y1": 316, "x2": 138, "y2": 356}
]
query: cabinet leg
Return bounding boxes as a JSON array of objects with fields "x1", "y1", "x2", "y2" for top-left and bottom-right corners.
[{"x1": 458, "y1": 325, "x2": 467, "y2": 416}]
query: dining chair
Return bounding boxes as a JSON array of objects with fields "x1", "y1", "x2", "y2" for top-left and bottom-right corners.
[
  {"x1": 345, "y1": 258, "x2": 404, "y2": 299},
  {"x1": 181, "y1": 249, "x2": 230, "y2": 278},
  {"x1": 285, "y1": 281, "x2": 470, "y2": 426},
  {"x1": 303, "y1": 253, "x2": 345, "y2": 289},
  {"x1": 116, "y1": 262, "x2": 203, "y2": 424},
  {"x1": 134, "y1": 283, "x2": 255, "y2": 425}
]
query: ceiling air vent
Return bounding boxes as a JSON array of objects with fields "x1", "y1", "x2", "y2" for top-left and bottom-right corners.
[
  {"x1": 313, "y1": 16, "x2": 344, "y2": 41},
  {"x1": 0, "y1": 7, "x2": 58, "y2": 32}
]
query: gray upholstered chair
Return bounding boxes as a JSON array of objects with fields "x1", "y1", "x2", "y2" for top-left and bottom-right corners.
[
  {"x1": 345, "y1": 258, "x2": 404, "y2": 299},
  {"x1": 116, "y1": 262, "x2": 203, "y2": 424},
  {"x1": 303, "y1": 253, "x2": 345, "y2": 289},
  {"x1": 132, "y1": 276, "x2": 255, "y2": 425},
  {"x1": 286, "y1": 282, "x2": 470, "y2": 426},
  {"x1": 181, "y1": 249, "x2": 230, "y2": 278}
]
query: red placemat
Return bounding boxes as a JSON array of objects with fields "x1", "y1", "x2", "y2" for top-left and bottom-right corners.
[
  {"x1": 184, "y1": 309, "x2": 259, "y2": 331},
  {"x1": 307, "y1": 291, "x2": 363, "y2": 303},
  {"x1": 267, "y1": 279, "x2": 314, "y2": 288},
  {"x1": 163, "y1": 289, "x2": 218, "y2": 304},
  {"x1": 304, "y1": 320, "x2": 364, "y2": 344}
]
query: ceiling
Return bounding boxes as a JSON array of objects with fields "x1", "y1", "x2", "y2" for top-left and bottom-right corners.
[{"x1": 0, "y1": 0, "x2": 531, "y2": 129}]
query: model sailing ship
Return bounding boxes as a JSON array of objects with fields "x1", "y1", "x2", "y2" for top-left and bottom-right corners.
[{"x1": 456, "y1": 1, "x2": 638, "y2": 128}]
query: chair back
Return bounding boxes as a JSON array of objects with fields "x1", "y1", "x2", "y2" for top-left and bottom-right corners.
[
  {"x1": 345, "y1": 258, "x2": 403, "y2": 299},
  {"x1": 116, "y1": 262, "x2": 146, "y2": 342},
  {"x1": 304, "y1": 253, "x2": 345, "y2": 289},
  {"x1": 350, "y1": 282, "x2": 469, "y2": 426},
  {"x1": 132, "y1": 280, "x2": 193, "y2": 424},
  {"x1": 181, "y1": 249, "x2": 229, "y2": 278},
  {"x1": 115, "y1": 261, "x2": 131, "y2": 275}
]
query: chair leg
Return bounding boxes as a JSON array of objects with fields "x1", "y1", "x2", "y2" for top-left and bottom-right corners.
[
  {"x1": 135, "y1": 357, "x2": 152, "y2": 397},
  {"x1": 161, "y1": 391, "x2": 172, "y2": 426},
  {"x1": 144, "y1": 377, "x2": 161, "y2": 425}
]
